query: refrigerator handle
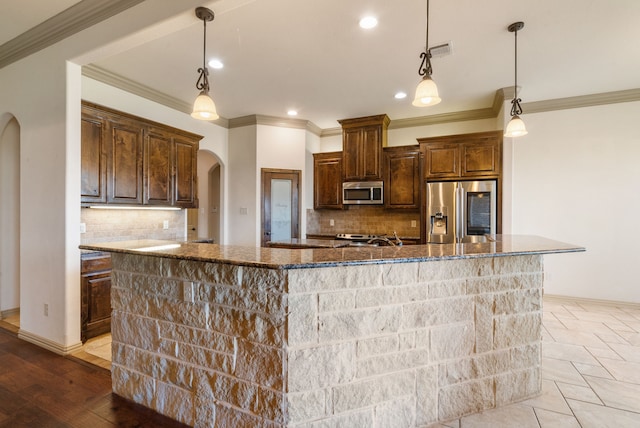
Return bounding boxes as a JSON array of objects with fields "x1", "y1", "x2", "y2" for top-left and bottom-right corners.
[{"x1": 456, "y1": 185, "x2": 464, "y2": 242}]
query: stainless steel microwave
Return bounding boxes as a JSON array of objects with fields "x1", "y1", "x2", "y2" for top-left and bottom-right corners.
[{"x1": 342, "y1": 181, "x2": 384, "y2": 205}]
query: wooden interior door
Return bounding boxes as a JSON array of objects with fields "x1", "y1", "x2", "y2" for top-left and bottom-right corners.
[{"x1": 261, "y1": 169, "x2": 301, "y2": 247}]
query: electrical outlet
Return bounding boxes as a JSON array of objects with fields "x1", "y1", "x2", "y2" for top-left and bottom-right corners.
[
  {"x1": 330, "y1": 219, "x2": 335, "y2": 226},
  {"x1": 411, "y1": 220, "x2": 417, "y2": 228},
  {"x1": 239, "y1": 207, "x2": 248, "y2": 215},
  {"x1": 44, "y1": 303, "x2": 48, "y2": 316},
  {"x1": 163, "y1": 220, "x2": 169, "y2": 230},
  {"x1": 80, "y1": 223, "x2": 86, "y2": 233}
]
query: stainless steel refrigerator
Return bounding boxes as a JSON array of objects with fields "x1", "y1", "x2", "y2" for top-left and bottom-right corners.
[{"x1": 425, "y1": 180, "x2": 497, "y2": 244}]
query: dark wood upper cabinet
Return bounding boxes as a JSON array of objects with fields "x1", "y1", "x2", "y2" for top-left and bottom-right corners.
[
  {"x1": 383, "y1": 146, "x2": 420, "y2": 210},
  {"x1": 144, "y1": 129, "x2": 173, "y2": 206},
  {"x1": 339, "y1": 114, "x2": 389, "y2": 181},
  {"x1": 81, "y1": 101, "x2": 202, "y2": 208},
  {"x1": 174, "y1": 137, "x2": 198, "y2": 207},
  {"x1": 313, "y1": 151, "x2": 343, "y2": 209},
  {"x1": 107, "y1": 117, "x2": 144, "y2": 204},
  {"x1": 461, "y1": 139, "x2": 500, "y2": 177},
  {"x1": 81, "y1": 113, "x2": 106, "y2": 203},
  {"x1": 419, "y1": 130, "x2": 502, "y2": 180}
]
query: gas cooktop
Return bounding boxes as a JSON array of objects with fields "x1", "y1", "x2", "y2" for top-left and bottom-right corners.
[{"x1": 335, "y1": 233, "x2": 380, "y2": 241}]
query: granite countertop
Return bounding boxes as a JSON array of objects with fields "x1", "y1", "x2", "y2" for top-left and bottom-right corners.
[{"x1": 79, "y1": 235, "x2": 585, "y2": 270}]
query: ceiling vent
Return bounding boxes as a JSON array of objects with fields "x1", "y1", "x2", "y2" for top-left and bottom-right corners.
[{"x1": 429, "y1": 42, "x2": 453, "y2": 58}]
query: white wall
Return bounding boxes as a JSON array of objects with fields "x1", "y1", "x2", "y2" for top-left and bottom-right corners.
[
  {"x1": 228, "y1": 125, "x2": 258, "y2": 245},
  {"x1": 304, "y1": 130, "x2": 321, "y2": 212},
  {"x1": 0, "y1": 117, "x2": 20, "y2": 313},
  {"x1": 512, "y1": 101, "x2": 640, "y2": 303}
]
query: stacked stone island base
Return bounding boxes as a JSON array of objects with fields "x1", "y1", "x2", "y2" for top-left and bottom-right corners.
[{"x1": 108, "y1": 252, "x2": 544, "y2": 427}]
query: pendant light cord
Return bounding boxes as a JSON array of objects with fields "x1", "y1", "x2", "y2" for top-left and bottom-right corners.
[
  {"x1": 510, "y1": 23, "x2": 523, "y2": 117},
  {"x1": 425, "y1": 0, "x2": 430, "y2": 56},
  {"x1": 203, "y1": 18, "x2": 207, "y2": 72},
  {"x1": 514, "y1": 27, "x2": 518, "y2": 98},
  {"x1": 195, "y1": 15, "x2": 210, "y2": 93},
  {"x1": 418, "y1": 0, "x2": 433, "y2": 77}
]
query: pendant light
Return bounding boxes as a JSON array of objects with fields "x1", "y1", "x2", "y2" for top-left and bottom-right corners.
[
  {"x1": 412, "y1": 0, "x2": 441, "y2": 107},
  {"x1": 504, "y1": 22, "x2": 527, "y2": 137},
  {"x1": 191, "y1": 7, "x2": 219, "y2": 120}
]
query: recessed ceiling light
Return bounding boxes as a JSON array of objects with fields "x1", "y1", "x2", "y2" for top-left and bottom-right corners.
[
  {"x1": 359, "y1": 16, "x2": 378, "y2": 29},
  {"x1": 395, "y1": 92, "x2": 407, "y2": 99},
  {"x1": 287, "y1": 110, "x2": 298, "y2": 116},
  {"x1": 208, "y1": 59, "x2": 224, "y2": 69}
]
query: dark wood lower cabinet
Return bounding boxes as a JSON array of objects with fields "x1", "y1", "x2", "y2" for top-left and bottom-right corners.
[{"x1": 81, "y1": 253, "x2": 112, "y2": 343}]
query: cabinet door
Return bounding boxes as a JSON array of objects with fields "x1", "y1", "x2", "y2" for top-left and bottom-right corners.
[
  {"x1": 81, "y1": 114, "x2": 106, "y2": 204},
  {"x1": 144, "y1": 130, "x2": 172, "y2": 205},
  {"x1": 87, "y1": 271, "x2": 112, "y2": 324},
  {"x1": 174, "y1": 137, "x2": 198, "y2": 208},
  {"x1": 462, "y1": 139, "x2": 501, "y2": 177},
  {"x1": 343, "y1": 126, "x2": 383, "y2": 180},
  {"x1": 80, "y1": 253, "x2": 112, "y2": 343},
  {"x1": 106, "y1": 118, "x2": 144, "y2": 204},
  {"x1": 342, "y1": 128, "x2": 362, "y2": 181},
  {"x1": 314, "y1": 152, "x2": 343, "y2": 209},
  {"x1": 361, "y1": 125, "x2": 382, "y2": 179},
  {"x1": 384, "y1": 147, "x2": 420, "y2": 210},
  {"x1": 423, "y1": 142, "x2": 459, "y2": 179}
]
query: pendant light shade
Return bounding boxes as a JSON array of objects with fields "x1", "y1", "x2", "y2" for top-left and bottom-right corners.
[
  {"x1": 504, "y1": 115, "x2": 527, "y2": 137},
  {"x1": 504, "y1": 21, "x2": 527, "y2": 137},
  {"x1": 191, "y1": 7, "x2": 219, "y2": 121},
  {"x1": 413, "y1": 76, "x2": 441, "y2": 107},
  {"x1": 413, "y1": 0, "x2": 441, "y2": 107},
  {"x1": 192, "y1": 90, "x2": 218, "y2": 120}
]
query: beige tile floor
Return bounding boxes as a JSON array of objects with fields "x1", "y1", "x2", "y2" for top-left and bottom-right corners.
[
  {"x1": 437, "y1": 296, "x2": 640, "y2": 428},
  {"x1": 2, "y1": 296, "x2": 640, "y2": 427}
]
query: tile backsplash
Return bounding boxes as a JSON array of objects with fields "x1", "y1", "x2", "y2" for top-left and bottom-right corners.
[
  {"x1": 80, "y1": 208, "x2": 185, "y2": 244},
  {"x1": 307, "y1": 207, "x2": 420, "y2": 238}
]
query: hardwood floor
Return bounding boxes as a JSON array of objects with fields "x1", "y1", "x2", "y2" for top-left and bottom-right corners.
[{"x1": 0, "y1": 328, "x2": 188, "y2": 428}]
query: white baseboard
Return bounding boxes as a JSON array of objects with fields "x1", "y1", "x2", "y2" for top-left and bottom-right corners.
[
  {"x1": 0, "y1": 307, "x2": 19, "y2": 319},
  {"x1": 544, "y1": 294, "x2": 640, "y2": 310},
  {"x1": 18, "y1": 330, "x2": 83, "y2": 356}
]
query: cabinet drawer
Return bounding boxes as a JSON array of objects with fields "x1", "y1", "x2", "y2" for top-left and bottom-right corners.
[{"x1": 81, "y1": 254, "x2": 111, "y2": 273}]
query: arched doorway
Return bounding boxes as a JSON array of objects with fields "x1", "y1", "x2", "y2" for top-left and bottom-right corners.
[
  {"x1": 188, "y1": 150, "x2": 222, "y2": 243},
  {"x1": 0, "y1": 116, "x2": 21, "y2": 326},
  {"x1": 208, "y1": 163, "x2": 221, "y2": 244}
]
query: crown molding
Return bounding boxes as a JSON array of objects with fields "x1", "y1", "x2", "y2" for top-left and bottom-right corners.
[
  {"x1": 522, "y1": 88, "x2": 640, "y2": 114},
  {"x1": 228, "y1": 114, "x2": 322, "y2": 135},
  {"x1": 83, "y1": 65, "x2": 229, "y2": 127},
  {"x1": 0, "y1": 0, "x2": 145, "y2": 69}
]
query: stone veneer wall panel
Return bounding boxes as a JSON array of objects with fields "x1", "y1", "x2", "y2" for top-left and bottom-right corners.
[
  {"x1": 285, "y1": 254, "x2": 544, "y2": 426},
  {"x1": 109, "y1": 252, "x2": 544, "y2": 427},
  {"x1": 110, "y1": 253, "x2": 288, "y2": 427}
]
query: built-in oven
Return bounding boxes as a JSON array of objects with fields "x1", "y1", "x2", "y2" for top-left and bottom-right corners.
[{"x1": 342, "y1": 181, "x2": 384, "y2": 205}]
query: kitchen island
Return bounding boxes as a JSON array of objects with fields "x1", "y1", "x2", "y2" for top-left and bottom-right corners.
[{"x1": 80, "y1": 236, "x2": 583, "y2": 427}]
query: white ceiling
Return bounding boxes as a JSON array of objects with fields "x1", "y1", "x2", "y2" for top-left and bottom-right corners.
[{"x1": 3, "y1": 0, "x2": 640, "y2": 129}]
